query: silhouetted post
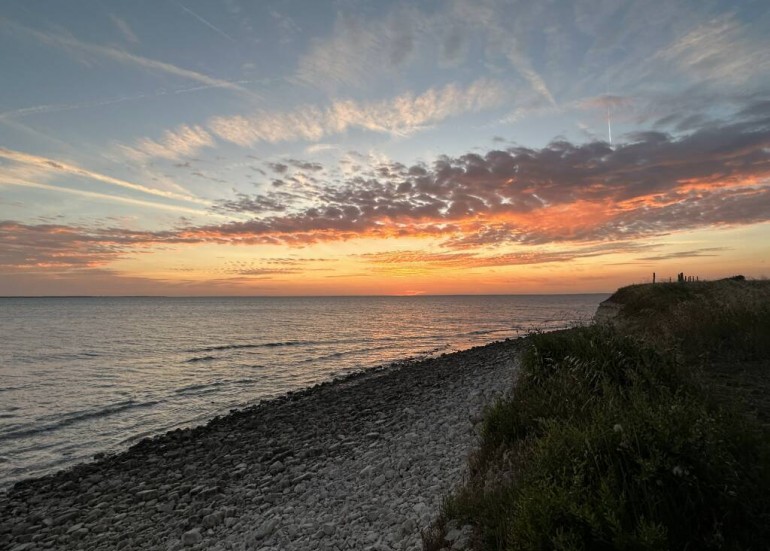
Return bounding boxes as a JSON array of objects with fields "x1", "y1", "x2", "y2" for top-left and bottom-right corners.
[{"x1": 653, "y1": 272, "x2": 656, "y2": 284}]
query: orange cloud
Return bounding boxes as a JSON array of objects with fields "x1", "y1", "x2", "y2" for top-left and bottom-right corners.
[{"x1": 3, "y1": 107, "x2": 770, "y2": 289}]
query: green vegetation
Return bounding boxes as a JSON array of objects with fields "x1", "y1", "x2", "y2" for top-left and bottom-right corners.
[
  {"x1": 425, "y1": 278, "x2": 770, "y2": 550},
  {"x1": 609, "y1": 278, "x2": 770, "y2": 362}
]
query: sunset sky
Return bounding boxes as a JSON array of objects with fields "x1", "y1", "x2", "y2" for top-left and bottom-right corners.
[{"x1": 1, "y1": 0, "x2": 769, "y2": 295}]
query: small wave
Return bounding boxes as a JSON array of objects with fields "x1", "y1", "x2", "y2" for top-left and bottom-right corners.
[
  {"x1": 174, "y1": 382, "x2": 224, "y2": 395},
  {"x1": 185, "y1": 355, "x2": 216, "y2": 363},
  {"x1": 465, "y1": 327, "x2": 520, "y2": 336},
  {"x1": 193, "y1": 340, "x2": 310, "y2": 353},
  {"x1": 43, "y1": 351, "x2": 102, "y2": 360},
  {"x1": 300, "y1": 342, "x2": 403, "y2": 363},
  {"x1": 0, "y1": 400, "x2": 159, "y2": 442}
]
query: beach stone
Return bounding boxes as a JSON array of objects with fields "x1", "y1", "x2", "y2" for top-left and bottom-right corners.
[
  {"x1": 254, "y1": 518, "x2": 277, "y2": 539},
  {"x1": 203, "y1": 511, "x2": 224, "y2": 528},
  {"x1": 136, "y1": 489, "x2": 158, "y2": 501},
  {"x1": 182, "y1": 528, "x2": 202, "y2": 545}
]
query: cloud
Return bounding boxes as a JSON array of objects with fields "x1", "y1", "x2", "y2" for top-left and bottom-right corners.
[
  {"x1": 214, "y1": 257, "x2": 333, "y2": 277},
  {"x1": 659, "y1": 15, "x2": 770, "y2": 85},
  {"x1": 203, "y1": 107, "x2": 770, "y2": 247},
  {"x1": 0, "y1": 221, "x2": 194, "y2": 273},
  {"x1": 0, "y1": 147, "x2": 209, "y2": 205},
  {"x1": 214, "y1": 192, "x2": 289, "y2": 215},
  {"x1": 441, "y1": 25, "x2": 465, "y2": 64},
  {"x1": 269, "y1": 9, "x2": 301, "y2": 45},
  {"x1": 636, "y1": 247, "x2": 728, "y2": 262},
  {"x1": 6, "y1": 107, "x2": 768, "y2": 278},
  {"x1": 268, "y1": 162, "x2": 289, "y2": 174},
  {"x1": 222, "y1": 267, "x2": 301, "y2": 277},
  {"x1": 576, "y1": 94, "x2": 634, "y2": 112},
  {"x1": 294, "y1": 10, "x2": 417, "y2": 92},
  {"x1": 305, "y1": 143, "x2": 339, "y2": 154},
  {"x1": 360, "y1": 242, "x2": 656, "y2": 270},
  {"x1": 171, "y1": 1, "x2": 236, "y2": 43},
  {"x1": 109, "y1": 14, "x2": 139, "y2": 44},
  {"x1": 0, "y1": 178, "x2": 214, "y2": 217},
  {"x1": 0, "y1": 82, "x2": 258, "y2": 122},
  {"x1": 117, "y1": 124, "x2": 216, "y2": 162},
  {"x1": 3, "y1": 19, "x2": 254, "y2": 97},
  {"x1": 449, "y1": 0, "x2": 555, "y2": 105},
  {"x1": 208, "y1": 79, "x2": 507, "y2": 146},
  {"x1": 286, "y1": 159, "x2": 323, "y2": 172}
]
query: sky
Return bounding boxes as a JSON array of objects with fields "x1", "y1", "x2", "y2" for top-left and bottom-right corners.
[{"x1": 1, "y1": 0, "x2": 769, "y2": 296}]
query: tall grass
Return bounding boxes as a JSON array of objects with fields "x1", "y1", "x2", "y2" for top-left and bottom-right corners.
[{"x1": 426, "y1": 281, "x2": 770, "y2": 550}]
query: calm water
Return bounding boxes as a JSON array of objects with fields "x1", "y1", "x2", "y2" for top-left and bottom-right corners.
[{"x1": 0, "y1": 294, "x2": 606, "y2": 488}]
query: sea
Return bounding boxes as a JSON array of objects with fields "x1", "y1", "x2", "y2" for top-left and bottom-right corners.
[{"x1": 0, "y1": 294, "x2": 607, "y2": 489}]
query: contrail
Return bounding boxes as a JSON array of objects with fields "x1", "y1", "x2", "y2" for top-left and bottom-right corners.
[
  {"x1": 0, "y1": 147, "x2": 210, "y2": 205},
  {"x1": 0, "y1": 178, "x2": 216, "y2": 217},
  {"x1": 607, "y1": 103, "x2": 612, "y2": 146},
  {"x1": 172, "y1": 1, "x2": 237, "y2": 43},
  {"x1": 0, "y1": 81, "x2": 259, "y2": 121},
  {"x1": 3, "y1": 18, "x2": 255, "y2": 99}
]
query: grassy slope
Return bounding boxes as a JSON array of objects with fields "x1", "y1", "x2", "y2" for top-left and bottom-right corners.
[{"x1": 425, "y1": 279, "x2": 770, "y2": 550}]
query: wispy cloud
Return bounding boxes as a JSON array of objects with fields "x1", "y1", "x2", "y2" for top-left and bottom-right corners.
[
  {"x1": 269, "y1": 9, "x2": 301, "y2": 45},
  {"x1": 449, "y1": 0, "x2": 555, "y2": 105},
  {"x1": 0, "y1": 117, "x2": 75, "y2": 151},
  {"x1": 2, "y1": 18, "x2": 254, "y2": 97},
  {"x1": 209, "y1": 79, "x2": 508, "y2": 146},
  {"x1": 659, "y1": 15, "x2": 770, "y2": 85},
  {"x1": 294, "y1": 11, "x2": 411, "y2": 92},
  {"x1": 361, "y1": 242, "x2": 655, "y2": 271},
  {"x1": 0, "y1": 82, "x2": 258, "y2": 122},
  {"x1": 117, "y1": 124, "x2": 216, "y2": 162},
  {"x1": 0, "y1": 147, "x2": 209, "y2": 205},
  {"x1": 637, "y1": 247, "x2": 728, "y2": 262},
  {"x1": 0, "y1": 178, "x2": 214, "y2": 216},
  {"x1": 109, "y1": 14, "x2": 139, "y2": 44},
  {"x1": 170, "y1": 0, "x2": 236, "y2": 43}
]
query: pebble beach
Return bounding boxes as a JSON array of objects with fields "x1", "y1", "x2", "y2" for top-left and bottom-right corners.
[{"x1": 1, "y1": 339, "x2": 522, "y2": 550}]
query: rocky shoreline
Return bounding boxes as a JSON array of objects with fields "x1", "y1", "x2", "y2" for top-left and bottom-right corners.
[{"x1": 1, "y1": 338, "x2": 523, "y2": 551}]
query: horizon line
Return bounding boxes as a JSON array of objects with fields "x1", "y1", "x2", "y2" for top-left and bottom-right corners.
[{"x1": 0, "y1": 292, "x2": 613, "y2": 299}]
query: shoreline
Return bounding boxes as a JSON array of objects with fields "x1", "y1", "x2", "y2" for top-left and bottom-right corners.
[
  {"x1": 1, "y1": 337, "x2": 524, "y2": 550},
  {"x1": 0, "y1": 350, "x2": 444, "y2": 492}
]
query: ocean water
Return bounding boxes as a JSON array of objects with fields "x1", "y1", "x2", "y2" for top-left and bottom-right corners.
[{"x1": 0, "y1": 294, "x2": 607, "y2": 488}]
